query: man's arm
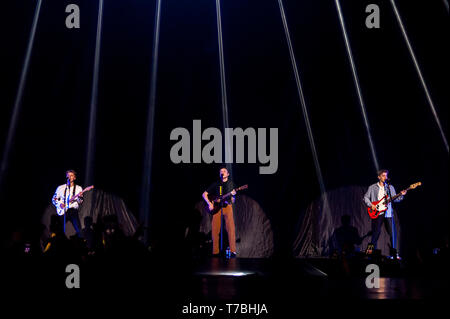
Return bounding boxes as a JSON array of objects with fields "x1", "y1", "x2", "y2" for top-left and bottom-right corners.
[
  {"x1": 74, "y1": 185, "x2": 84, "y2": 204},
  {"x1": 202, "y1": 191, "x2": 214, "y2": 211},
  {"x1": 364, "y1": 185, "x2": 377, "y2": 211},
  {"x1": 391, "y1": 185, "x2": 405, "y2": 202},
  {"x1": 230, "y1": 181, "x2": 236, "y2": 204},
  {"x1": 52, "y1": 186, "x2": 64, "y2": 208},
  {"x1": 231, "y1": 189, "x2": 236, "y2": 204}
]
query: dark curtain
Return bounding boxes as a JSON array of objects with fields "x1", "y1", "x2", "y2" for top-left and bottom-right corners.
[
  {"x1": 41, "y1": 189, "x2": 139, "y2": 238},
  {"x1": 195, "y1": 195, "x2": 274, "y2": 258},
  {"x1": 293, "y1": 186, "x2": 401, "y2": 257}
]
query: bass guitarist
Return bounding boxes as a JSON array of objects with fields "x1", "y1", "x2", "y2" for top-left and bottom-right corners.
[
  {"x1": 202, "y1": 167, "x2": 237, "y2": 257},
  {"x1": 364, "y1": 169, "x2": 406, "y2": 257}
]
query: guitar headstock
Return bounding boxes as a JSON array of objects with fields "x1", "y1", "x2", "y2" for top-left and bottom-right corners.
[
  {"x1": 237, "y1": 184, "x2": 248, "y2": 191},
  {"x1": 409, "y1": 182, "x2": 421, "y2": 190}
]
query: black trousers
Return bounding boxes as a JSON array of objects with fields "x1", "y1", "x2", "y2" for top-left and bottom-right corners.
[
  {"x1": 60, "y1": 208, "x2": 82, "y2": 236},
  {"x1": 371, "y1": 214, "x2": 393, "y2": 249}
]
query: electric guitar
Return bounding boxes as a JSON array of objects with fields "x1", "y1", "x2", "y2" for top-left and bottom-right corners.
[
  {"x1": 55, "y1": 185, "x2": 94, "y2": 216},
  {"x1": 207, "y1": 184, "x2": 248, "y2": 215},
  {"x1": 367, "y1": 182, "x2": 421, "y2": 219}
]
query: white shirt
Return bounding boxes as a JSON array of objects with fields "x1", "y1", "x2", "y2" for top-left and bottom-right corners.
[
  {"x1": 52, "y1": 184, "x2": 83, "y2": 210},
  {"x1": 377, "y1": 183, "x2": 393, "y2": 218}
]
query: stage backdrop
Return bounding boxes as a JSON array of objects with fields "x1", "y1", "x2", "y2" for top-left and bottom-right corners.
[
  {"x1": 293, "y1": 186, "x2": 401, "y2": 257},
  {"x1": 41, "y1": 189, "x2": 139, "y2": 238},
  {"x1": 195, "y1": 194, "x2": 274, "y2": 258}
]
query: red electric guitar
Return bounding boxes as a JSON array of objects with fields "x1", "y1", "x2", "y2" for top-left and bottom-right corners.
[{"x1": 367, "y1": 182, "x2": 421, "y2": 219}]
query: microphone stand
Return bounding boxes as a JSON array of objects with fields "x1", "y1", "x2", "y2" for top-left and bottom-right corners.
[
  {"x1": 385, "y1": 180, "x2": 396, "y2": 256},
  {"x1": 64, "y1": 179, "x2": 70, "y2": 235},
  {"x1": 220, "y1": 204, "x2": 224, "y2": 256},
  {"x1": 219, "y1": 183, "x2": 224, "y2": 257}
]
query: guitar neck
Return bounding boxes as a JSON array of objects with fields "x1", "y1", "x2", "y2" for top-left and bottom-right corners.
[
  {"x1": 70, "y1": 186, "x2": 94, "y2": 202},
  {"x1": 219, "y1": 191, "x2": 234, "y2": 200},
  {"x1": 386, "y1": 187, "x2": 407, "y2": 203},
  {"x1": 69, "y1": 193, "x2": 81, "y2": 203},
  {"x1": 214, "y1": 185, "x2": 247, "y2": 201}
]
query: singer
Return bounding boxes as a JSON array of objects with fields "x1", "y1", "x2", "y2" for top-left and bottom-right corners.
[
  {"x1": 202, "y1": 167, "x2": 237, "y2": 257},
  {"x1": 51, "y1": 170, "x2": 84, "y2": 236},
  {"x1": 364, "y1": 169, "x2": 406, "y2": 258}
]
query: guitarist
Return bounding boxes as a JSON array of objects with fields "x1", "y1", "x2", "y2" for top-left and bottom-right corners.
[
  {"x1": 202, "y1": 167, "x2": 237, "y2": 257},
  {"x1": 52, "y1": 170, "x2": 84, "y2": 237},
  {"x1": 364, "y1": 169, "x2": 406, "y2": 256}
]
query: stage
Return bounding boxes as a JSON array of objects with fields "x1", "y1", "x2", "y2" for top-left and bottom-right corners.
[
  {"x1": 2, "y1": 253, "x2": 448, "y2": 307},
  {"x1": 0, "y1": 0, "x2": 448, "y2": 315}
]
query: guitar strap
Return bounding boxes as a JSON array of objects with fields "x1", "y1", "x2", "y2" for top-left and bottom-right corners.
[
  {"x1": 384, "y1": 183, "x2": 393, "y2": 205},
  {"x1": 63, "y1": 184, "x2": 77, "y2": 205}
]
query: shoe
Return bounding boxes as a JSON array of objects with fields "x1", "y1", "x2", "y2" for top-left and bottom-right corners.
[{"x1": 230, "y1": 252, "x2": 237, "y2": 258}]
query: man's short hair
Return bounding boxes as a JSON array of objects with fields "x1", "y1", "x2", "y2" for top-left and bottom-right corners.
[
  {"x1": 377, "y1": 169, "x2": 389, "y2": 177},
  {"x1": 218, "y1": 165, "x2": 230, "y2": 173},
  {"x1": 65, "y1": 169, "x2": 77, "y2": 177}
]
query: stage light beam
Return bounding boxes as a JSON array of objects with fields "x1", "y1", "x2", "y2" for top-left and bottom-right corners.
[
  {"x1": 277, "y1": 0, "x2": 327, "y2": 193},
  {"x1": 139, "y1": 0, "x2": 162, "y2": 245},
  {"x1": 277, "y1": 0, "x2": 331, "y2": 225},
  {"x1": 215, "y1": 0, "x2": 233, "y2": 177},
  {"x1": 443, "y1": 0, "x2": 449, "y2": 14},
  {"x1": 334, "y1": 0, "x2": 380, "y2": 172},
  {"x1": 84, "y1": 0, "x2": 104, "y2": 185},
  {"x1": 390, "y1": 0, "x2": 449, "y2": 154},
  {"x1": 0, "y1": 0, "x2": 43, "y2": 190}
]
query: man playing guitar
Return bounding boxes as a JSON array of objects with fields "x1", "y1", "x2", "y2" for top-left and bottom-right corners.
[
  {"x1": 202, "y1": 167, "x2": 237, "y2": 257},
  {"x1": 364, "y1": 169, "x2": 406, "y2": 258},
  {"x1": 52, "y1": 170, "x2": 84, "y2": 236}
]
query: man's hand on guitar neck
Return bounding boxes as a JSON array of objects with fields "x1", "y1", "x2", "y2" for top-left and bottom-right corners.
[
  {"x1": 401, "y1": 190, "x2": 407, "y2": 196},
  {"x1": 73, "y1": 192, "x2": 83, "y2": 202}
]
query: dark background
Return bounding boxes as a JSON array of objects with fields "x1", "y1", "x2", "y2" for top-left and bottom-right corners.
[{"x1": 0, "y1": 0, "x2": 448, "y2": 261}]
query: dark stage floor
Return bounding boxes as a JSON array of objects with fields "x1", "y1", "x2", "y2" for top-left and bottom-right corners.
[
  {"x1": 3, "y1": 254, "x2": 448, "y2": 316},
  {"x1": 189, "y1": 257, "x2": 448, "y2": 299}
]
